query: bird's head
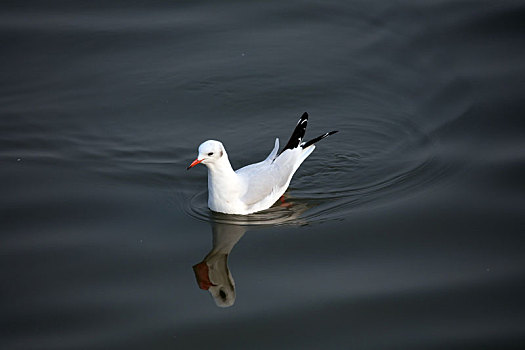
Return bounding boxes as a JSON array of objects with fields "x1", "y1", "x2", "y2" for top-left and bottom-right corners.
[{"x1": 187, "y1": 140, "x2": 225, "y2": 169}]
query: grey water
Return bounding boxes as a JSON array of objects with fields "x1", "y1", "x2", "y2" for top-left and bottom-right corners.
[{"x1": 1, "y1": 0, "x2": 525, "y2": 349}]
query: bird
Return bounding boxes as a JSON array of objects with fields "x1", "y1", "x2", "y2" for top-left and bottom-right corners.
[{"x1": 187, "y1": 112, "x2": 338, "y2": 215}]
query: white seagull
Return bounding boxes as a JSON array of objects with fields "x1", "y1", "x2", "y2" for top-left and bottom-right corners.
[{"x1": 187, "y1": 112, "x2": 338, "y2": 215}]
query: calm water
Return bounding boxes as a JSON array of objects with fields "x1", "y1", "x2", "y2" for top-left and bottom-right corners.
[{"x1": 1, "y1": 1, "x2": 525, "y2": 349}]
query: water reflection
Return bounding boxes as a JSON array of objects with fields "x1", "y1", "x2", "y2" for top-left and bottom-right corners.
[
  {"x1": 192, "y1": 200, "x2": 311, "y2": 307},
  {"x1": 192, "y1": 222, "x2": 246, "y2": 307}
]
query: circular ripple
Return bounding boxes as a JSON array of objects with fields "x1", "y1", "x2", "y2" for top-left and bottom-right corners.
[{"x1": 183, "y1": 190, "x2": 314, "y2": 226}]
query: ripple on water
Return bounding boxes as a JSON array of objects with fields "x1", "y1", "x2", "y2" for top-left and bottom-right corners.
[{"x1": 183, "y1": 114, "x2": 453, "y2": 226}]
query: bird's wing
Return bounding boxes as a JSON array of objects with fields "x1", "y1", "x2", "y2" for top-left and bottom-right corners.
[
  {"x1": 237, "y1": 147, "x2": 304, "y2": 206},
  {"x1": 235, "y1": 138, "x2": 283, "y2": 206},
  {"x1": 264, "y1": 138, "x2": 279, "y2": 163},
  {"x1": 237, "y1": 165, "x2": 280, "y2": 206}
]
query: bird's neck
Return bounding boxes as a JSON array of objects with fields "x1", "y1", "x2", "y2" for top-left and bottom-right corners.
[
  {"x1": 211, "y1": 223, "x2": 246, "y2": 254},
  {"x1": 206, "y1": 154, "x2": 236, "y2": 180},
  {"x1": 206, "y1": 155, "x2": 243, "y2": 206}
]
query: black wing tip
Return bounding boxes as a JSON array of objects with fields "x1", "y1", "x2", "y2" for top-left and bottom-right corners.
[
  {"x1": 279, "y1": 112, "x2": 309, "y2": 156},
  {"x1": 297, "y1": 112, "x2": 308, "y2": 125},
  {"x1": 301, "y1": 129, "x2": 339, "y2": 149}
]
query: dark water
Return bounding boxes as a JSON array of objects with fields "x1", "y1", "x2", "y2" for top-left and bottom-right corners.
[{"x1": 1, "y1": 1, "x2": 525, "y2": 349}]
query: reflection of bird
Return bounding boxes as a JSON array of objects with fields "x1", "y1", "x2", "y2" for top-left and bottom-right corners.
[
  {"x1": 187, "y1": 112, "x2": 337, "y2": 214},
  {"x1": 193, "y1": 223, "x2": 246, "y2": 308},
  {"x1": 192, "y1": 202, "x2": 312, "y2": 308}
]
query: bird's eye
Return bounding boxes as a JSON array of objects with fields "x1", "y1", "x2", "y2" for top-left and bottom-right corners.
[
  {"x1": 219, "y1": 290, "x2": 227, "y2": 299},
  {"x1": 208, "y1": 152, "x2": 214, "y2": 156}
]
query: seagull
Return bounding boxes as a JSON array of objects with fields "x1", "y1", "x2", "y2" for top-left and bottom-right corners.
[{"x1": 187, "y1": 112, "x2": 338, "y2": 215}]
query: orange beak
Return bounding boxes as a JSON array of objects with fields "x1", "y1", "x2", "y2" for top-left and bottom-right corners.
[
  {"x1": 192, "y1": 262, "x2": 217, "y2": 290},
  {"x1": 187, "y1": 158, "x2": 203, "y2": 170}
]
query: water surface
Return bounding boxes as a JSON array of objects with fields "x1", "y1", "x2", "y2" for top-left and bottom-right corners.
[{"x1": 1, "y1": 1, "x2": 525, "y2": 349}]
